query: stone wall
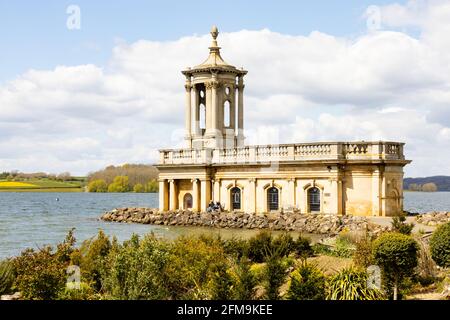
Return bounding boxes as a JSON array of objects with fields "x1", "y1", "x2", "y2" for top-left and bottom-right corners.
[{"x1": 100, "y1": 208, "x2": 389, "y2": 235}]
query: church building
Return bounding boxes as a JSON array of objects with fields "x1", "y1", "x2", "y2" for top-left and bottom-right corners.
[{"x1": 156, "y1": 26, "x2": 411, "y2": 216}]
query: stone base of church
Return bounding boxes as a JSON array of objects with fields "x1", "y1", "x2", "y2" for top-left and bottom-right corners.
[{"x1": 157, "y1": 142, "x2": 409, "y2": 217}]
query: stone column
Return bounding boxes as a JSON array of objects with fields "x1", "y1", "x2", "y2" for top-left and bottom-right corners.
[
  {"x1": 192, "y1": 179, "x2": 199, "y2": 212},
  {"x1": 289, "y1": 178, "x2": 296, "y2": 210},
  {"x1": 193, "y1": 86, "x2": 201, "y2": 136},
  {"x1": 230, "y1": 84, "x2": 236, "y2": 132},
  {"x1": 210, "y1": 80, "x2": 219, "y2": 138},
  {"x1": 213, "y1": 179, "x2": 221, "y2": 202},
  {"x1": 247, "y1": 178, "x2": 256, "y2": 213},
  {"x1": 200, "y1": 179, "x2": 211, "y2": 212},
  {"x1": 185, "y1": 80, "x2": 192, "y2": 147},
  {"x1": 205, "y1": 82, "x2": 212, "y2": 136},
  {"x1": 237, "y1": 76, "x2": 245, "y2": 147},
  {"x1": 159, "y1": 179, "x2": 168, "y2": 211},
  {"x1": 169, "y1": 179, "x2": 177, "y2": 211}
]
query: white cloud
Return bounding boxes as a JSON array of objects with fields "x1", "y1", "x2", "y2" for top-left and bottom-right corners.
[{"x1": 1, "y1": 1, "x2": 450, "y2": 177}]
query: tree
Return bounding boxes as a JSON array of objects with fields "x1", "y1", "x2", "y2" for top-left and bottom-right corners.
[
  {"x1": 429, "y1": 222, "x2": 450, "y2": 268},
  {"x1": 263, "y1": 255, "x2": 288, "y2": 300},
  {"x1": 391, "y1": 213, "x2": 414, "y2": 235},
  {"x1": 145, "y1": 179, "x2": 159, "y2": 193},
  {"x1": 287, "y1": 262, "x2": 326, "y2": 300},
  {"x1": 88, "y1": 179, "x2": 108, "y2": 193},
  {"x1": 107, "y1": 176, "x2": 131, "y2": 193},
  {"x1": 372, "y1": 233, "x2": 419, "y2": 300},
  {"x1": 421, "y1": 182, "x2": 438, "y2": 192},
  {"x1": 133, "y1": 183, "x2": 145, "y2": 193},
  {"x1": 231, "y1": 258, "x2": 257, "y2": 300}
]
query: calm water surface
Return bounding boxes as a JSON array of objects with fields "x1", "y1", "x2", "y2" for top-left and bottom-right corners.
[{"x1": 0, "y1": 191, "x2": 449, "y2": 259}]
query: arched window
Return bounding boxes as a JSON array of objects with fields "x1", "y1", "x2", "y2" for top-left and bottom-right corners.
[
  {"x1": 199, "y1": 103, "x2": 206, "y2": 129},
  {"x1": 267, "y1": 187, "x2": 279, "y2": 211},
  {"x1": 224, "y1": 101, "x2": 230, "y2": 127},
  {"x1": 308, "y1": 187, "x2": 320, "y2": 212},
  {"x1": 183, "y1": 193, "x2": 193, "y2": 209},
  {"x1": 231, "y1": 187, "x2": 241, "y2": 210}
]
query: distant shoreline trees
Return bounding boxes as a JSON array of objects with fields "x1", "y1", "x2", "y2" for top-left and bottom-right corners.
[
  {"x1": 87, "y1": 164, "x2": 159, "y2": 193},
  {"x1": 407, "y1": 182, "x2": 438, "y2": 192}
]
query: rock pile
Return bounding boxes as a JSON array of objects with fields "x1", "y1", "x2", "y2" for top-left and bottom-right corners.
[
  {"x1": 100, "y1": 208, "x2": 389, "y2": 235},
  {"x1": 416, "y1": 211, "x2": 450, "y2": 226}
]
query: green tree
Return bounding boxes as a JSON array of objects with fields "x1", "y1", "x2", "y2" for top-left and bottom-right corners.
[
  {"x1": 287, "y1": 262, "x2": 326, "y2": 300},
  {"x1": 107, "y1": 176, "x2": 131, "y2": 193},
  {"x1": 429, "y1": 222, "x2": 450, "y2": 268},
  {"x1": 263, "y1": 255, "x2": 287, "y2": 300},
  {"x1": 391, "y1": 213, "x2": 414, "y2": 235},
  {"x1": 145, "y1": 179, "x2": 159, "y2": 193},
  {"x1": 87, "y1": 179, "x2": 108, "y2": 193},
  {"x1": 372, "y1": 232, "x2": 419, "y2": 300},
  {"x1": 133, "y1": 183, "x2": 145, "y2": 193},
  {"x1": 231, "y1": 257, "x2": 257, "y2": 300}
]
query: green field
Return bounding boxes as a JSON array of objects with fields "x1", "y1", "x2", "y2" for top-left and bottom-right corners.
[{"x1": 0, "y1": 179, "x2": 85, "y2": 192}]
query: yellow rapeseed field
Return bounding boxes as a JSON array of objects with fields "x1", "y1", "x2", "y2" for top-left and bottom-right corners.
[{"x1": 0, "y1": 181, "x2": 38, "y2": 188}]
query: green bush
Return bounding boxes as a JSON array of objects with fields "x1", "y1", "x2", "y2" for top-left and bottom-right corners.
[
  {"x1": 145, "y1": 179, "x2": 159, "y2": 193},
  {"x1": 0, "y1": 260, "x2": 15, "y2": 295},
  {"x1": 293, "y1": 236, "x2": 313, "y2": 260},
  {"x1": 263, "y1": 255, "x2": 287, "y2": 300},
  {"x1": 222, "y1": 237, "x2": 249, "y2": 259},
  {"x1": 101, "y1": 234, "x2": 170, "y2": 300},
  {"x1": 334, "y1": 235, "x2": 355, "y2": 258},
  {"x1": 391, "y1": 213, "x2": 414, "y2": 235},
  {"x1": 287, "y1": 262, "x2": 326, "y2": 300},
  {"x1": 429, "y1": 222, "x2": 450, "y2": 268},
  {"x1": 326, "y1": 267, "x2": 385, "y2": 300},
  {"x1": 372, "y1": 232, "x2": 419, "y2": 300},
  {"x1": 11, "y1": 230, "x2": 76, "y2": 300},
  {"x1": 230, "y1": 257, "x2": 257, "y2": 300},
  {"x1": 207, "y1": 262, "x2": 234, "y2": 300},
  {"x1": 353, "y1": 235, "x2": 375, "y2": 268},
  {"x1": 247, "y1": 231, "x2": 274, "y2": 263}
]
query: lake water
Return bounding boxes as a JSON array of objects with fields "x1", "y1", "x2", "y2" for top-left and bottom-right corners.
[{"x1": 0, "y1": 191, "x2": 449, "y2": 259}]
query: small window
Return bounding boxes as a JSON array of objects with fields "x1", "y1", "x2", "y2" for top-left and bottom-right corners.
[
  {"x1": 200, "y1": 103, "x2": 206, "y2": 129},
  {"x1": 224, "y1": 101, "x2": 230, "y2": 127},
  {"x1": 225, "y1": 87, "x2": 230, "y2": 96},
  {"x1": 199, "y1": 90, "x2": 205, "y2": 98},
  {"x1": 267, "y1": 187, "x2": 279, "y2": 211}
]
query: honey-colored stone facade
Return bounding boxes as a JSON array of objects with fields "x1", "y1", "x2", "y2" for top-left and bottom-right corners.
[{"x1": 156, "y1": 27, "x2": 411, "y2": 217}]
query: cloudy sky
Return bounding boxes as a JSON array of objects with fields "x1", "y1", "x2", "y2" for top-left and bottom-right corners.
[{"x1": 0, "y1": 0, "x2": 449, "y2": 177}]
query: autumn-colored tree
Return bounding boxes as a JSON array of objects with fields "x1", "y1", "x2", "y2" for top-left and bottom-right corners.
[
  {"x1": 421, "y1": 182, "x2": 438, "y2": 192},
  {"x1": 108, "y1": 176, "x2": 131, "y2": 193}
]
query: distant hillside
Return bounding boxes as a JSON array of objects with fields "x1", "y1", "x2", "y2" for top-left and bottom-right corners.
[{"x1": 404, "y1": 176, "x2": 450, "y2": 191}]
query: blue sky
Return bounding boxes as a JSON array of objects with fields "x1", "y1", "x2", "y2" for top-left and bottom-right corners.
[
  {"x1": 0, "y1": 0, "x2": 407, "y2": 82},
  {"x1": 1, "y1": 0, "x2": 450, "y2": 177}
]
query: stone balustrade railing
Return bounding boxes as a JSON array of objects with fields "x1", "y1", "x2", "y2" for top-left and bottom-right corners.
[{"x1": 159, "y1": 141, "x2": 405, "y2": 165}]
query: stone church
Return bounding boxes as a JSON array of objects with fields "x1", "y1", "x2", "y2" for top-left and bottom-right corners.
[{"x1": 156, "y1": 26, "x2": 410, "y2": 216}]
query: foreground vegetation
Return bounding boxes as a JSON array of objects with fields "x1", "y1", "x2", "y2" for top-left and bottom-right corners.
[{"x1": 1, "y1": 220, "x2": 448, "y2": 300}]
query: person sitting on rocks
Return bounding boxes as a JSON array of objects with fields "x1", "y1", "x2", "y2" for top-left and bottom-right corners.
[
  {"x1": 207, "y1": 201, "x2": 214, "y2": 213},
  {"x1": 213, "y1": 201, "x2": 222, "y2": 212}
]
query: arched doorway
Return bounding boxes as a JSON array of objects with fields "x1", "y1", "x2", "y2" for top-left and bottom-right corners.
[
  {"x1": 308, "y1": 187, "x2": 321, "y2": 212},
  {"x1": 267, "y1": 187, "x2": 279, "y2": 211},
  {"x1": 183, "y1": 193, "x2": 193, "y2": 209},
  {"x1": 231, "y1": 187, "x2": 241, "y2": 210}
]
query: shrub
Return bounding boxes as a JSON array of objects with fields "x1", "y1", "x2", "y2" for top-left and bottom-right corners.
[
  {"x1": 87, "y1": 179, "x2": 107, "y2": 192},
  {"x1": 334, "y1": 235, "x2": 355, "y2": 258},
  {"x1": 353, "y1": 235, "x2": 375, "y2": 268},
  {"x1": 222, "y1": 237, "x2": 248, "y2": 259},
  {"x1": 372, "y1": 232, "x2": 419, "y2": 300},
  {"x1": 0, "y1": 260, "x2": 15, "y2": 295},
  {"x1": 263, "y1": 255, "x2": 287, "y2": 300},
  {"x1": 207, "y1": 262, "x2": 234, "y2": 300},
  {"x1": 247, "y1": 231, "x2": 274, "y2": 263},
  {"x1": 145, "y1": 179, "x2": 159, "y2": 193},
  {"x1": 391, "y1": 213, "x2": 414, "y2": 235},
  {"x1": 11, "y1": 230, "x2": 76, "y2": 300},
  {"x1": 102, "y1": 234, "x2": 170, "y2": 300},
  {"x1": 293, "y1": 236, "x2": 313, "y2": 260},
  {"x1": 272, "y1": 233, "x2": 296, "y2": 258},
  {"x1": 326, "y1": 267, "x2": 385, "y2": 300},
  {"x1": 429, "y1": 222, "x2": 450, "y2": 268},
  {"x1": 287, "y1": 262, "x2": 326, "y2": 300},
  {"x1": 231, "y1": 257, "x2": 257, "y2": 300}
]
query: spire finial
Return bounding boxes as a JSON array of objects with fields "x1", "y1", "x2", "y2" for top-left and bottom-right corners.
[{"x1": 210, "y1": 25, "x2": 219, "y2": 40}]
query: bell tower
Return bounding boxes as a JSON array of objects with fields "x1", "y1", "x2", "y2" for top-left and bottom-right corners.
[{"x1": 182, "y1": 26, "x2": 247, "y2": 149}]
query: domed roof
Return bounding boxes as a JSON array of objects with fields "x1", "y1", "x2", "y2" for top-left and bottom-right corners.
[{"x1": 182, "y1": 26, "x2": 247, "y2": 76}]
